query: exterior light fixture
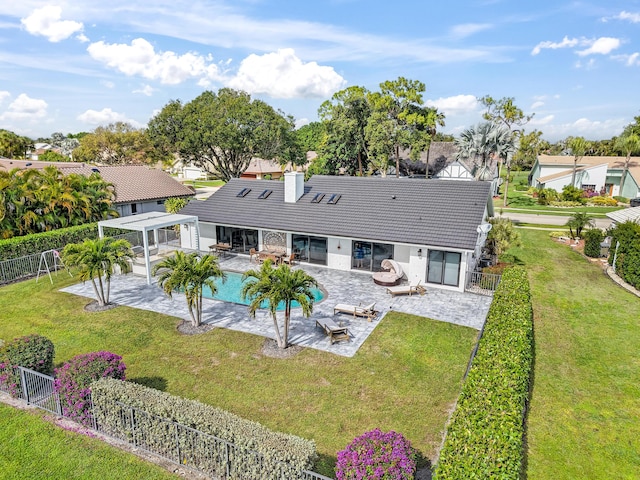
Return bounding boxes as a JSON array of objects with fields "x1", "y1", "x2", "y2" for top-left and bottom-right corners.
[{"x1": 417, "y1": 248, "x2": 422, "y2": 258}]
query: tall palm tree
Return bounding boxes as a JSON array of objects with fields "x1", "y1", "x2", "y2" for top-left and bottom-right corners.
[
  {"x1": 152, "y1": 251, "x2": 225, "y2": 327},
  {"x1": 241, "y1": 260, "x2": 318, "y2": 349},
  {"x1": 455, "y1": 122, "x2": 515, "y2": 195},
  {"x1": 614, "y1": 133, "x2": 640, "y2": 196},
  {"x1": 567, "y1": 136, "x2": 591, "y2": 188},
  {"x1": 62, "y1": 238, "x2": 134, "y2": 306}
]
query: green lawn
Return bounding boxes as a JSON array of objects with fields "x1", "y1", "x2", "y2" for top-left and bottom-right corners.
[
  {"x1": 0, "y1": 403, "x2": 176, "y2": 479},
  {"x1": 511, "y1": 230, "x2": 640, "y2": 479},
  {"x1": 0, "y1": 275, "x2": 478, "y2": 476}
]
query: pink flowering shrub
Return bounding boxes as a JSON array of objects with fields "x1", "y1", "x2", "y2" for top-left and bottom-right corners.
[
  {"x1": 0, "y1": 334, "x2": 55, "y2": 397},
  {"x1": 54, "y1": 351, "x2": 126, "y2": 426},
  {"x1": 336, "y1": 428, "x2": 416, "y2": 480}
]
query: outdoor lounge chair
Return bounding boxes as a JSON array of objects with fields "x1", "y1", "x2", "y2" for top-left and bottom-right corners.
[
  {"x1": 386, "y1": 281, "x2": 426, "y2": 297},
  {"x1": 315, "y1": 317, "x2": 350, "y2": 344},
  {"x1": 372, "y1": 259, "x2": 404, "y2": 286},
  {"x1": 333, "y1": 302, "x2": 378, "y2": 321}
]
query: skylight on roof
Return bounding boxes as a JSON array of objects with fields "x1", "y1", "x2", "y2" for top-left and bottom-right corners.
[
  {"x1": 237, "y1": 188, "x2": 251, "y2": 197},
  {"x1": 327, "y1": 193, "x2": 341, "y2": 205},
  {"x1": 258, "y1": 189, "x2": 272, "y2": 199},
  {"x1": 311, "y1": 193, "x2": 325, "y2": 203}
]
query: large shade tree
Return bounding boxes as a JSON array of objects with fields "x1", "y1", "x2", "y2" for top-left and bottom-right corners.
[
  {"x1": 0, "y1": 129, "x2": 33, "y2": 159},
  {"x1": 241, "y1": 260, "x2": 318, "y2": 349},
  {"x1": 152, "y1": 251, "x2": 225, "y2": 327},
  {"x1": 73, "y1": 122, "x2": 164, "y2": 165},
  {"x1": 147, "y1": 89, "x2": 303, "y2": 182},
  {"x1": 62, "y1": 238, "x2": 134, "y2": 306}
]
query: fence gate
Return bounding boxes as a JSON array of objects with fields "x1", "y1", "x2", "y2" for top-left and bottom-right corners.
[{"x1": 1, "y1": 366, "x2": 61, "y2": 415}]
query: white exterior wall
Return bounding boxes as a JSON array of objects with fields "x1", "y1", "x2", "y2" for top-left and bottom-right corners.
[
  {"x1": 115, "y1": 200, "x2": 167, "y2": 217},
  {"x1": 327, "y1": 238, "x2": 353, "y2": 270},
  {"x1": 434, "y1": 162, "x2": 474, "y2": 180}
]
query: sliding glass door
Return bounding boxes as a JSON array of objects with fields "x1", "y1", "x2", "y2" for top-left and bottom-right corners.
[
  {"x1": 216, "y1": 226, "x2": 258, "y2": 253},
  {"x1": 292, "y1": 234, "x2": 327, "y2": 265},
  {"x1": 352, "y1": 241, "x2": 394, "y2": 271},
  {"x1": 427, "y1": 250, "x2": 461, "y2": 287}
]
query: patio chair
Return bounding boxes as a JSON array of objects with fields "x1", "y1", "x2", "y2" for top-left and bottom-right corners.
[
  {"x1": 333, "y1": 302, "x2": 378, "y2": 321},
  {"x1": 372, "y1": 259, "x2": 404, "y2": 286},
  {"x1": 315, "y1": 318, "x2": 350, "y2": 344},
  {"x1": 281, "y1": 252, "x2": 296, "y2": 266},
  {"x1": 249, "y1": 248, "x2": 259, "y2": 263},
  {"x1": 386, "y1": 281, "x2": 426, "y2": 297}
]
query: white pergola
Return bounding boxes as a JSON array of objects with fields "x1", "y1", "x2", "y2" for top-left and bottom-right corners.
[{"x1": 98, "y1": 212, "x2": 200, "y2": 285}]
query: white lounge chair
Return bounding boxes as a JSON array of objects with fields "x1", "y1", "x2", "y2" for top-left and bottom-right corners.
[
  {"x1": 315, "y1": 318, "x2": 350, "y2": 344},
  {"x1": 386, "y1": 281, "x2": 426, "y2": 297},
  {"x1": 333, "y1": 302, "x2": 378, "y2": 321}
]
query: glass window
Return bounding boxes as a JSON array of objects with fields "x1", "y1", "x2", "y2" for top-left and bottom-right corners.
[
  {"x1": 292, "y1": 235, "x2": 327, "y2": 265},
  {"x1": 352, "y1": 241, "x2": 394, "y2": 271},
  {"x1": 427, "y1": 250, "x2": 461, "y2": 287}
]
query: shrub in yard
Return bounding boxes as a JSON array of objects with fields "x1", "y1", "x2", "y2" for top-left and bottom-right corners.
[
  {"x1": 561, "y1": 185, "x2": 586, "y2": 203},
  {"x1": 588, "y1": 196, "x2": 618, "y2": 206},
  {"x1": 536, "y1": 188, "x2": 557, "y2": 205},
  {"x1": 434, "y1": 267, "x2": 533, "y2": 479},
  {"x1": 583, "y1": 229, "x2": 605, "y2": 258},
  {"x1": 54, "y1": 351, "x2": 126, "y2": 426},
  {"x1": 335, "y1": 428, "x2": 416, "y2": 480},
  {"x1": 0, "y1": 334, "x2": 55, "y2": 397}
]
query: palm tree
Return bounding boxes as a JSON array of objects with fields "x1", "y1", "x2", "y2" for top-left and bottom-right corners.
[
  {"x1": 567, "y1": 136, "x2": 591, "y2": 188},
  {"x1": 614, "y1": 133, "x2": 640, "y2": 196},
  {"x1": 455, "y1": 122, "x2": 515, "y2": 195},
  {"x1": 566, "y1": 212, "x2": 595, "y2": 239},
  {"x1": 62, "y1": 238, "x2": 134, "y2": 306},
  {"x1": 152, "y1": 251, "x2": 225, "y2": 327},
  {"x1": 241, "y1": 260, "x2": 318, "y2": 349}
]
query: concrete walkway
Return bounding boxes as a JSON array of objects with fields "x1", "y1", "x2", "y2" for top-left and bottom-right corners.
[{"x1": 61, "y1": 255, "x2": 492, "y2": 358}]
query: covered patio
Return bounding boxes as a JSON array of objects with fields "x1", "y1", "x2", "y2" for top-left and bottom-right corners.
[{"x1": 98, "y1": 212, "x2": 201, "y2": 285}]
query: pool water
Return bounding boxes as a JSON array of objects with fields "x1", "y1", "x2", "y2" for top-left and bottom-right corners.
[{"x1": 201, "y1": 271, "x2": 325, "y2": 310}]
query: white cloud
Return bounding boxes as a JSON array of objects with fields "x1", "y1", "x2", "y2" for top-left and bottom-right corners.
[
  {"x1": 100, "y1": 80, "x2": 115, "y2": 89},
  {"x1": 426, "y1": 94, "x2": 479, "y2": 115},
  {"x1": 529, "y1": 114, "x2": 554, "y2": 126},
  {"x1": 227, "y1": 49, "x2": 346, "y2": 99},
  {"x1": 295, "y1": 118, "x2": 310, "y2": 129},
  {"x1": 576, "y1": 37, "x2": 621, "y2": 56},
  {"x1": 0, "y1": 93, "x2": 48, "y2": 121},
  {"x1": 133, "y1": 84, "x2": 156, "y2": 96},
  {"x1": 531, "y1": 36, "x2": 579, "y2": 55},
  {"x1": 21, "y1": 6, "x2": 83, "y2": 43},
  {"x1": 542, "y1": 117, "x2": 626, "y2": 140},
  {"x1": 76, "y1": 33, "x2": 89, "y2": 43},
  {"x1": 530, "y1": 101, "x2": 544, "y2": 109},
  {"x1": 0, "y1": 91, "x2": 10, "y2": 105},
  {"x1": 575, "y1": 58, "x2": 597, "y2": 70},
  {"x1": 604, "y1": 11, "x2": 640, "y2": 23},
  {"x1": 87, "y1": 38, "x2": 222, "y2": 85},
  {"x1": 77, "y1": 107, "x2": 142, "y2": 127},
  {"x1": 450, "y1": 23, "x2": 492, "y2": 39}
]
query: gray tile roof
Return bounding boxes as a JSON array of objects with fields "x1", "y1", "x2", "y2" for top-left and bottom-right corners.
[{"x1": 181, "y1": 175, "x2": 491, "y2": 251}]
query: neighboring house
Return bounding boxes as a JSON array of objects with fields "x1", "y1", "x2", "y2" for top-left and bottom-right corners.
[
  {"x1": 179, "y1": 172, "x2": 494, "y2": 292},
  {"x1": 397, "y1": 142, "x2": 501, "y2": 195},
  {"x1": 606, "y1": 206, "x2": 640, "y2": 226},
  {"x1": 530, "y1": 154, "x2": 640, "y2": 198},
  {"x1": 241, "y1": 157, "x2": 286, "y2": 180},
  {"x1": 0, "y1": 159, "x2": 195, "y2": 216}
]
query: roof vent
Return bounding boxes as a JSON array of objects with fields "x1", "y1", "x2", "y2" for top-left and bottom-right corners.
[{"x1": 237, "y1": 188, "x2": 251, "y2": 197}]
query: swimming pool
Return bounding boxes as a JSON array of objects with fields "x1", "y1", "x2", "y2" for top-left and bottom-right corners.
[{"x1": 201, "y1": 271, "x2": 325, "y2": 310}]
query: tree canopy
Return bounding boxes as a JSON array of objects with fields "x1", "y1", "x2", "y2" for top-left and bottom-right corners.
[
  {"x1": 72, "y1": 122, "x2": 164, "y2": 165},
  {"x1": 0, "y1": 130, "x2": 33, "y2": 159},
  {"x1": 147, "y1": 89, "x2": 303, "y2": 182}
]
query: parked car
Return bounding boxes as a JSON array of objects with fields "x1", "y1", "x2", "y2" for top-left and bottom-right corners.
[{"x1": 630, "y1": 198, "x2": 640, "y2": 207}]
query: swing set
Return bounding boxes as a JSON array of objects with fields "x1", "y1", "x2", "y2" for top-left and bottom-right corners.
[{"x1": 36, "y1": 249, "x2": 72, "y2": 284}]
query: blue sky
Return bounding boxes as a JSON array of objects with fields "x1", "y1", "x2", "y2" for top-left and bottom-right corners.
[{"x1": 1, "y1": 1, "x2": 639, "y2": 142}]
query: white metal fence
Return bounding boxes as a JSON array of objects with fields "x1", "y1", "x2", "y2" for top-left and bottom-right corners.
[
  {"x1": 0, "y1": 366, "x2": 332, "y2": 480},
  {"x1": 465, "y1": 271, "x2": 502, "y2": 296}
]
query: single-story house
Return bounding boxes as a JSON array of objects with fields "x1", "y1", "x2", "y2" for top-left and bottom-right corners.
[
  {"x1": 606, "y1": 206, "x2": 640, "y2": 226},
  {"x1": 179, "y1": 172, "x2": 494, "y2": 292},
  {"x1": 0, "y1": 159, "x2": 195, "y2": 217},
  {"x1": 530, "y1": 154, "x2": 640, "y2": 198}
]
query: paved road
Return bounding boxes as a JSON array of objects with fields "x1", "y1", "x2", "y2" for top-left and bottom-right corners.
[{"x1": 499, "y1": 211, "x2": 612, "y2": 229}]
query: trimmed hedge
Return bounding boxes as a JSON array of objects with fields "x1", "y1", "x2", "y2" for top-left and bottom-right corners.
[
  {"x1": 0, "y1": 223, "x2": 99, "y2": 261},
  {"x1": 434, "y1": 266, "x2": 533, "y2": 479},
  {"x1": 91, "y1": 378, "x2": 317, "y2": 479},
  {"x1": 583, "y1": 228, "x2": 604, "y2": 258},
  {"x1": 0, "y1": 334, "x2": 55, "y2": 397}
]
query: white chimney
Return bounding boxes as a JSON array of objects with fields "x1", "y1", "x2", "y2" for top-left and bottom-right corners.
[{"x1": 284, "y1": 171, "x2": 304, "y2": 203}]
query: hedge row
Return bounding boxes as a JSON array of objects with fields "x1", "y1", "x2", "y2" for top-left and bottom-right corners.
[
  {"x1": 91, "y1": 378, "x2": 317, "y2": 479},
  {"x1": 0, "y1": 223, "x2": 99, "y2": 261},
  {"x1": 434, "y1": 266, "x2": 533, "y2": 479}
]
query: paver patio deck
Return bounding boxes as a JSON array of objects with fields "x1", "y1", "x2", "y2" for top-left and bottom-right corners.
[{"x1": 61, "y1": 253, "x2": 492, "y2": 357}]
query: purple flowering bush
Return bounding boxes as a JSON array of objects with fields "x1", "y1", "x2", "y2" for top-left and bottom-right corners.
[
  {"x1": 336, "y1": 428, "x2": 417, "y2": 480},
  {"x1": 0, "y1": 334, "x2": 55, "y2": 397},
  {"x1": 54, "y1": 351, "x2": 126, "y2": 426}
]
